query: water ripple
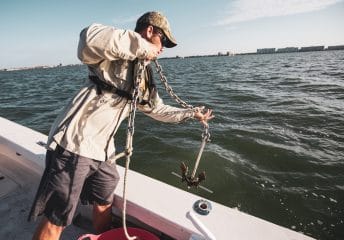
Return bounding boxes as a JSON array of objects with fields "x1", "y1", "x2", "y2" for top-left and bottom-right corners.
[{"x1": 1, "y1": 50, "x2": 344, "y2": 240}]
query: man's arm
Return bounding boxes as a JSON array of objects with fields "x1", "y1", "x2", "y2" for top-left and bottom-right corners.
[
  {"x1": 138, "y1": 93, "x2": 214, "y2": 124},
  {"x1": 137, "y1": 93, "x2": 195, "y2": 123},
  {"x1": 77, "y1": 23, "x2": 157, "y2": 64}
]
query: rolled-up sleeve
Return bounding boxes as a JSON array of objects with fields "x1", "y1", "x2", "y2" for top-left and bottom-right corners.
[
  {"x1": 78, "y1": 23, "x2": 150, "y2": 64},
  {"x1": 137, "y1": 93, "x2": 195, "y2": 123}
]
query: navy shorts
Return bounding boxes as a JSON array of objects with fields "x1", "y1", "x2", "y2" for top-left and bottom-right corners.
[{"x1": 28, "y1": 145, "x2": 120, "y2": 226}]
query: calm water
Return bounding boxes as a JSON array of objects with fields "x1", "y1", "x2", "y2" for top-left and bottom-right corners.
[{"x1": 1, "y1": 51, "x2": 344, "y2": 240}]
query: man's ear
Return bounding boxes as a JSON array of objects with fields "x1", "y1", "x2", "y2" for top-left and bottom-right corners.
[{"x1": 146, "y1": 25, "x2": 154, "y2": 39}]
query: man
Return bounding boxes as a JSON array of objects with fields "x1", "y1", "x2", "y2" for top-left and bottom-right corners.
[{"x1": 28, "y1": 11, "x2": 214, "y2": 240}]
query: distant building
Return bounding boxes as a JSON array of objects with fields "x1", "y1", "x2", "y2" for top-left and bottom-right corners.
[
  {"x1": 257, "y1": 48, "x2": 275, "y2": 54},
  {"x1": 276, "y1": 47, "x2": 299, "y2": 53},
  {"x1": 299, "y1": 46, "x2": 324, "y2": 52},
  {"x1": 327, "y1": 45, "x2": 344, "y2": 50}
]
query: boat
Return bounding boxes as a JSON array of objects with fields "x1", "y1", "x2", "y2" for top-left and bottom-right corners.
[{"x1": 0, "y1": 116, "x2": 315, "y2": 240}]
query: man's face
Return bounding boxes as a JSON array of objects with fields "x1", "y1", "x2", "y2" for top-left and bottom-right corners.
[{"x1": 146, "y1": 26, "x2": 166, "y2": 55}]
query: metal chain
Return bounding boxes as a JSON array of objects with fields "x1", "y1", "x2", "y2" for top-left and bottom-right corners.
[
  {"x1": 153, "y1": 59, "x2": 211, "y2": 187},
  {"x1": 154, "y1": 59, "x2": 210, "y2": 139},
  {"x1": 121, "y1": 59, "x2": 212, "y2": 239},
  {"x1": 121, "y1": 59, "x2": 145, "y2": 240},
  {"x1": 153, "y1": 60, "x2": 194, "y2": 109}
]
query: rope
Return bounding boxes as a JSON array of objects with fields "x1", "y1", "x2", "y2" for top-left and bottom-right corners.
[
  {"x1": 119, "y1": 59, "x2": 210, "y2": 239},
  {"x1": 120, "y1": 60, "x2": 145, "y2": 240},
  {"x1": 122, "y1": 154, "x2": 136, "y2": 240}
]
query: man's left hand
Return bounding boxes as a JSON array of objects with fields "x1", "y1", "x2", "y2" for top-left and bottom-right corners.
[{"x1": 194, "y1": 107, "x2": 214, "y2": 126}]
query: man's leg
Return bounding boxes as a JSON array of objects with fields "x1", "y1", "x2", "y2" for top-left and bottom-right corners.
[
  {"x1": 29, "y1": 146, "x2": 93, "y2": 239},
  {"x1": 86, "y1": 160, "x2": 119, "y2": 234},
  {"x1": 32, "y1": 217, "x2": 64, "y2": 240},
  {"x1": 93, "y1": 203, "x2": 113, "y2": 233}
]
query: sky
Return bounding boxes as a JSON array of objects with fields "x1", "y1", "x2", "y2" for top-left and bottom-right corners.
[{"x1": 0, "y1": 0, "x2": 343, "y2": 69}]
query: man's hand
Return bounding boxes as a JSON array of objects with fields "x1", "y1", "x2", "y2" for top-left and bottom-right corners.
[
  {"x1": 146, "y1": 43, "x2": 162, "y2": 60},
  {"x1": 194, "y1": 107, "x2": 214, "y2": 126}
]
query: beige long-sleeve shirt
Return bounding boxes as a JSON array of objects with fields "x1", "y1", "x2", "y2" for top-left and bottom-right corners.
[{"x1": 47, "y1": 23, "x2": 194, "y2": 161}]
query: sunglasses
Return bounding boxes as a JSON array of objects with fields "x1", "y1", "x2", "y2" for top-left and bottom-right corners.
[{"x1": 153, "y1": 27, "x2": 167, "y2": 47}]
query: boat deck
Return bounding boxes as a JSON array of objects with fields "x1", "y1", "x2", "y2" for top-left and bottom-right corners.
[
  {"x1": 0, "y1": 117, "x2": 316, "y2": 240},
  {"x1": 0, "y1": 152, "x2": 89, "y2": 240}
]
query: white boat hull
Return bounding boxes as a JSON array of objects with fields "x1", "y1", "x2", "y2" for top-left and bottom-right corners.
[{"x1": 0, "y1": 117, "x2": 315, "y2": 240}]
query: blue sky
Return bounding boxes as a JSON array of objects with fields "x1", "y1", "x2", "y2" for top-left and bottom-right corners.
[{"x1": 1, "y1": 0, "x2": 343, "y2": 68}]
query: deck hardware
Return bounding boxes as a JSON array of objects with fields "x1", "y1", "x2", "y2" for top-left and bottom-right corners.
[{"x1": 193, "y1": 199, "x2": 212, "y2": 215}]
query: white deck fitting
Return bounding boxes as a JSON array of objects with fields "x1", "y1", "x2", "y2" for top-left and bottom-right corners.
[{"x1": 0, "y1": 117, "x2": 315, "y2": 240}]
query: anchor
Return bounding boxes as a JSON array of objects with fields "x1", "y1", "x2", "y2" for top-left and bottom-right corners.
[
  {"x1": 154, "y1": 60, "x2": 213, "y2": 193},
  {"x1": 180, "y1": 162, "x2": 206, "y2": 187},
  {"x1": 171, "y1": 123, "x2": 212, "y2": 193}
]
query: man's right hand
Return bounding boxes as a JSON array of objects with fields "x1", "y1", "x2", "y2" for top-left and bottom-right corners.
[{"x1": 146, "y1": 42, "x2": 163, "y2": 60}]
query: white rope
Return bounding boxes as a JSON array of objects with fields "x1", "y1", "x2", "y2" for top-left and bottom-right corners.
[
  {"x1": 119, "y1": 59, "x2": 210, "y2": 239},
  {"x1": 120, "y1": 60, "x2": 145, "y2": 240},
  {"x1": 122, "y1": 154, "x2": 136, "y2": 240}
]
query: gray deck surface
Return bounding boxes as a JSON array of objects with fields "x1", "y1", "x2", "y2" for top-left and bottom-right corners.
[{"x1": 0, "y1": 153, "x2": 90, "y2": 240}]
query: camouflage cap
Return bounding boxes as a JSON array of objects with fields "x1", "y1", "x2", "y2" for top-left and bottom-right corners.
[{"x1": 136, "y1": 11, "x2": 177, "y2": 48}]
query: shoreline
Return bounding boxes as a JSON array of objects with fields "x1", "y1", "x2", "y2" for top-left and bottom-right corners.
[{"x1": 1, "y1": 47, "x2": 343, "y2": 71}]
